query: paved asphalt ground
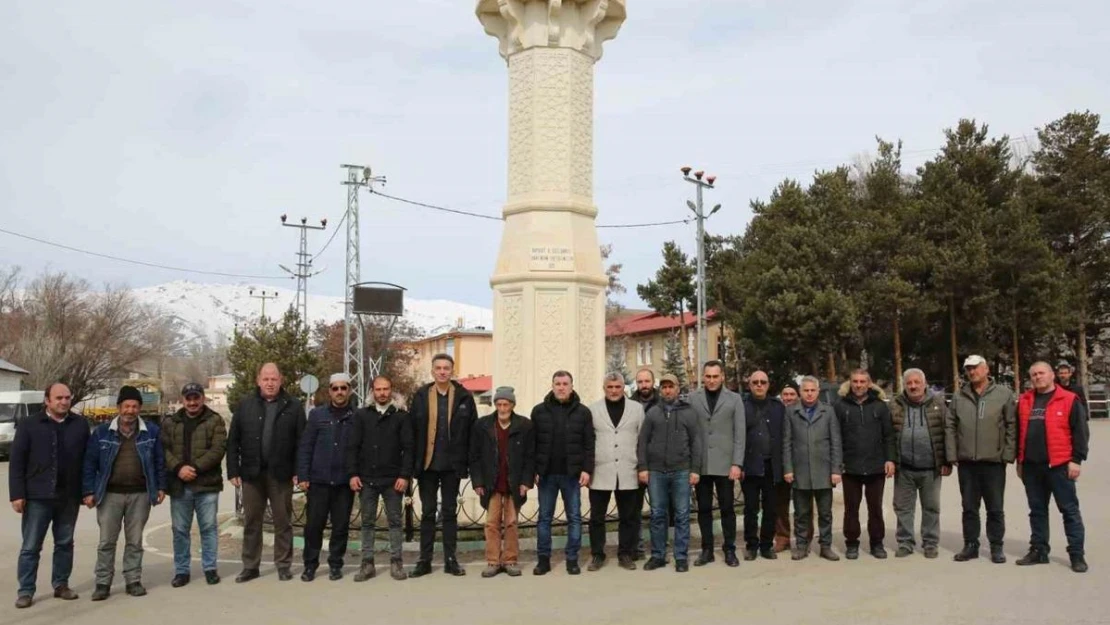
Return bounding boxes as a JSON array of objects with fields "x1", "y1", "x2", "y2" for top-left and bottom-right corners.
[{"x1": 0, "y1": 422, "x2": 1106, "y2": 625}]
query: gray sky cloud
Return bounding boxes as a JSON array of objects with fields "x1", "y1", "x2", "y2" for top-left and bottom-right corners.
[{"x1": 2, "y1": 0, "x2": 1106, "y2": 308}]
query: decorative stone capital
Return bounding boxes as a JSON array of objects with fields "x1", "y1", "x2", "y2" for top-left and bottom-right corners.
[{"x1": 476, "y1": 0, "x2": 626, "y2": 61}]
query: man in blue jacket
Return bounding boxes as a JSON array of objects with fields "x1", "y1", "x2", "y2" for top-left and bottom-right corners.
[
  {"x1": 82, "y1": 386, "x2": 166, "y2": 601},
  {"x1": 10, "y1": 383, "x2": 89, "y2": 609},
  {"x1": 297, "y1": 373, "x2": 356, "y2": 582}
]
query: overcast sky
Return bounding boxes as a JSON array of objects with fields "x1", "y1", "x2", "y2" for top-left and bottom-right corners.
[{"x1": 2, "y1": 0, "x2": 1106, "y2": 309}]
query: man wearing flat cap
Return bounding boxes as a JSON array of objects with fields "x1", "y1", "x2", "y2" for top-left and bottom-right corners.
[
  {"x1": 297, "y1": 373, "x2": 356, "y2": 581},
  {"x1": 162, "y1": 383, "x2": 227, "y2": 588},
  {"x1": 83, "y1": 386, "x2": 166, "y2": 601}
]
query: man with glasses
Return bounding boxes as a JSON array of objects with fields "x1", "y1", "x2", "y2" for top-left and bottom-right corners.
[
  {"x1": 740, "y1": 371, "x2": 785, "y2": 561},
  {"x1": 945, "y1": 355, "x2": 1016, "y2": 564},
  {"x1": 298, "y1": 374, "x2": 356, "y2": 581}
]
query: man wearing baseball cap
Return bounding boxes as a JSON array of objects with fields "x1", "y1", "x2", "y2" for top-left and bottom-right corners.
[
  {"x1": 945, "y1": 355, "x2": 1016, "y2": 564},
  {"x1": 162, "y1": 383, "x2": 227, "y2": 587}
]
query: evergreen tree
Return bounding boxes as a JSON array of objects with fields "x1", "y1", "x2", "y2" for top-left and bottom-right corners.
[
  {"x1": 226, "y1": 308, "x2": 319, "y2": 408},
  {"x1": 661, "y1": 333, "x2": 687, "y2": 389},
  {"x1": 637, "y1": 241, "x2": 696, "y2": 382},
  {"x1": 606, "y1": 339, "x2": 632, "y2": 384}
]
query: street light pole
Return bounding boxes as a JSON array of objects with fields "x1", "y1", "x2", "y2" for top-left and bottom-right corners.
[{"x1": 682, "y1": 167, "x2": 720, "y2": 389}]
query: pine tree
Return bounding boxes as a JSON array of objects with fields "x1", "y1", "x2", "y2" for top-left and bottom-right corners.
[
  {"x1": 662, "y1": 333, "x2": 687, "y2": 389},
  {"x1": 637, "y1": 241, "x2": 696, "y2": 382},
  {"x1": 226, "y1": 307, "x2": 319, "y2": 408},
  {"x1": 606, "y1": 339, "x2": 632, "y2": 384}
]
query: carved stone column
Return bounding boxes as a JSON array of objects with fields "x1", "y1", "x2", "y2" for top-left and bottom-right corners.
[{"x1": 477, "y1": 0, "x2": 626, "y2": 410}]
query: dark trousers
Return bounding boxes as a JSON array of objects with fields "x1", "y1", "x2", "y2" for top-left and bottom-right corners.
[
  {"x1": 793, "y1": 488, "x2": 833, "y2": 547},
  {"x1": 773, "y1": 481, "x2": 796, "y2": 549},
  {"x1": 418, "y1": 470, "x2": 460, "y2": 562},
  {"x1": 1021, "y1": 463, "x2": 1085, "y2": 556},
  {"x1": 957, "y1": 461, "x2": 1006, "y2": 548},
  {"x1": 18, "y1": 498, "x2": 80, "y2": 597},
  {"x1": 741, "y1": 463, "x2": 777, "y2": 550},
  {"x1": 589, "y1": 488, "x2": 641, "y2": 558},
  {"x1": 843, "y1": 473, "x2": 886, "y2": 548},
  {"x1": 635, "y1": 486, "x2": 647, "y2": 555},
  {"x1": 302, "y1": 484, "x2": 354, "y2": 571},
  {"x1": 241, "y1": 474, "x2": 294, "y2": 570},
  {"x1": 695, "y1": 475, "x2": 737, "y2": 552}
]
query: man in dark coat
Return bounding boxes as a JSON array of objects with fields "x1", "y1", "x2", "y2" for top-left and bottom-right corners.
[
  {"x1": 629, "y1": 367, "x2": 659, "y2": 560},
  {"x1": 162, "y1": 383, "x2": 227, "y2": 587},
  {"x1": 226, "y1": 363, "x2": 305, "y2": 583},
  {"x1": 10, "y1": 383, "x2": 89, "y2": 609},
  {"x1": 530, "y1": 370, "x2": 595, "y2": 576},
  {"x1": 297, "y1": 373, "x2": 356, "y2": 582},
  {"x1": 470, "y1": 387, "x2": 534, "y2": 578},
  {"x1": 834, "y1": 369, "x2": 895, "y2": 559},
  {"x1": 347, "y1": 375, "x2": 413, "y2": 582},
  {"x1": 409, "y1": 353, "x2": 477, "y2": 578},
  {"x1": 741, "y1": 370, "x2": 785, "y2": 561},
  {"x1": 1055, "y1": 361, "x2": 1088, "y2": 412}
]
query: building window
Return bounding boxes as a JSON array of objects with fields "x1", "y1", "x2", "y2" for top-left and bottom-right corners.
[
  {"x1": 636, "y1": 340, "x2": 653, "y2": 366},
  {"x1": 445, "y1": 338, "x2": 456, "y2": 360}
]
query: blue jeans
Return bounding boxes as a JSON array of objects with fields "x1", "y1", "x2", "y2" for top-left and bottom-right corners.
[
  {"x1": 170, "y1": 489, "x2": 220, "y2": 575},
  {"x1": 537, "y1": 474, "x2": 582, "y2": 561},
  {"x1": 649, "y1": 471, "x2": 691, "y2": 562},
  {"x1": 18, "y1": 498, "x2": 80, "y2": 597}
]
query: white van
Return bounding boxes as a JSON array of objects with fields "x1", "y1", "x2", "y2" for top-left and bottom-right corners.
[{"x1": 0, "y1": 391, "x2": 44, "y2": 459}]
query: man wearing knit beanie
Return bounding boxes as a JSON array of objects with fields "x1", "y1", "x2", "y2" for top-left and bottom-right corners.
[
  {"x1": 83, "y1": 386, "x2": 166, "y2": 600},
  {"x1": 470, "y1": 386, "x2": 534, "y2": 578}
]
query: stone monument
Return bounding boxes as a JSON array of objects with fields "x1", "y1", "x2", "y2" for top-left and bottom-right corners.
[{"x1": 477, "y1": 0, "x2": 626, "y2": 410}]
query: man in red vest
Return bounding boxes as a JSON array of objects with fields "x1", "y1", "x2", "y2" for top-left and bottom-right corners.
[{"x1": 1015, "y1": 361, "x2": 1089, "y2": 573}]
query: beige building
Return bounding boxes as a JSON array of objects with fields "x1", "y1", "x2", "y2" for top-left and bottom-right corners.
[
  {"x1": 407, "y1": 329, "x2": 493, "y2": 388},
  {"x1": 606, "y1": 310, "x2": 724, "y2": 383}
]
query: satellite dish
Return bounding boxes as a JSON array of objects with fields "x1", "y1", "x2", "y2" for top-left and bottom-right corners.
[{"x1": 299, "y1": 374, "x2": 320, "y2": 395}]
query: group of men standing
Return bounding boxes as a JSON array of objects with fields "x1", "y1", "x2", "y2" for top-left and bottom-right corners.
[{"x1": 8, "y1": 354, "x2": 1092, "y2": 608}]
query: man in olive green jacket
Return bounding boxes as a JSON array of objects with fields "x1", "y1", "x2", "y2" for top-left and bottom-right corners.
[
  {"x1": 944, "y1": 356, "x2": 1016, "y2": 564},
  {"x1": 161, "y1": 384, "x2": 228, "y2": 587}
]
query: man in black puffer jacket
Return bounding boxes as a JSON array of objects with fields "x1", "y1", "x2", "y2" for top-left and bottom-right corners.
[
  {"x1": 530, "y1": 370, "x2": 595, "y2": 576},
  {"x1": 834, "y1": 369, "x2": 895, "y2": 560}
]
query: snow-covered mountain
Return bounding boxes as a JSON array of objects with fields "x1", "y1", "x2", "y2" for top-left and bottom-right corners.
[{"x1": 130, "y1": 281, "x2": 492, "y2": 342}]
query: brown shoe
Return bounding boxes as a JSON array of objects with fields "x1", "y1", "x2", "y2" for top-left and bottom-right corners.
[
  {"x1": 15, "y1": 595, "x2": 32, "y2": 609},
  {"x1": 353, "y1": 560, "x2": 376, "y2": 582},
  {"x1": 53, "y1": 586, "x2": 78, "y2": 600}
]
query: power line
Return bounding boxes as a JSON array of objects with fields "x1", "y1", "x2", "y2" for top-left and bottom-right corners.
[
  {"x1": 369, "y1": 190, "x2": 689, "y2": 229},
  {"x1": 311, "y1": 209, "x2": 348, "y2": 261},
  {"x1": 0, "y1": 227, "x2": 291, "y2": 280}
]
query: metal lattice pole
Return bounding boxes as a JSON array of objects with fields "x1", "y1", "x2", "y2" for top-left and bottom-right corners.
[
  {"x1": 682, "y1": 168, "x2": 720, "y2": 388},
  {"x1": 340, "y1": 164, "x2": 386, "y2": 405}
]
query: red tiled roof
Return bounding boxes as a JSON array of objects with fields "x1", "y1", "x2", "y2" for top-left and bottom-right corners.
[
  {"x1": 459, "y1": 375, "x2": 493, "y2": 393},
  {"x1": 606, "y1": 310, "x2": 718, "y2": 338}
]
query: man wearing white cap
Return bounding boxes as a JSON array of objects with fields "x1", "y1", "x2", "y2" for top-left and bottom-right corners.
[
  {"x1": 945, "y1": 355, "x2": 1016, "y2": 564},
  {"x1": 297, "y1": 373, "x2": 356, "y2": 581}
]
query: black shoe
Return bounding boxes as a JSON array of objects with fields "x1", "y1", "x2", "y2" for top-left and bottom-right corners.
[
  {"x1": 444, "y1": 558, "x2": 466, "y2": 576},
  {"x1": 953, "y1": 544, "x2": 979, "y2": 562},
  {"x1": 91, "y1": 585, "x2": 110, "y2": 601},
  {"x1": 277, "y1": 568, "x2": 293, "y2": 581},
  {"x1": 618, "y1": 555, "x2": 637, "y2": 570},
  {"x1": 329, "y1": 568, "x2": 343, "y2": 581},
  {"x1": 694, "y1": 549, "x2": 715, "y2": 566},
  {"x1": 1071, "y1": 555, "x2": 1088, "y2": 573},
  {"x1": 1016, "y1": 549, "x2": 1049, "y2": 566},
  {"x1": 990, "y1": 545, "x2": 1006, "y2": 564},
  {"x1": 125, "y1": 582, "x2": 146, "y2": 597},
  {"x1": 587, "y1": 554, "x2": 606, "y2": 571},
  {"x1": 725, "y1": 551, "x2": 740, "y2": 567},
  {"x1": 643, "y1": 557, "x2": 666, "y2": 571},
  {"x1": 871, "y1": 545, "x2": 888, "y2": 559},
  {"x1": 760, "y1": 547, "x2": 777, "y2": 560},
  {"x1": 235, "y1": 568, "x2": 260, "y2": 583},
  {"x1": 300, "y1": 568, "x2": 316, "y2": 582},
  {"x1": 675, "y1": 560, "x2": 689, "y2": 573},
  {"x1": 532, "y1": 556, "x2": 551, "y2": 576},
  {"x1": 14, "y1": 595, "x2": 32, "y2": 609},
  {"x1": 204, "y1": 570, "x2": 220, "y2": 585},
  {"x1": 846, "y1": 545, "x2": 859, "y2": 560},
  {"x1": 411, "y1": 560, "x2": 432, "y2": 578},
  {"x1": 743, "y1": 548, "x2": 757, "y2": 562},
  {"x1": 171, "y1": 574, "x2": 190, "y2": 588},
  {"x1": 566, "y1": 560, "x2": 581, "y2": 575},
  {"x1": 634, "y1": 549, "x2": 646, "y2": 561}
]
